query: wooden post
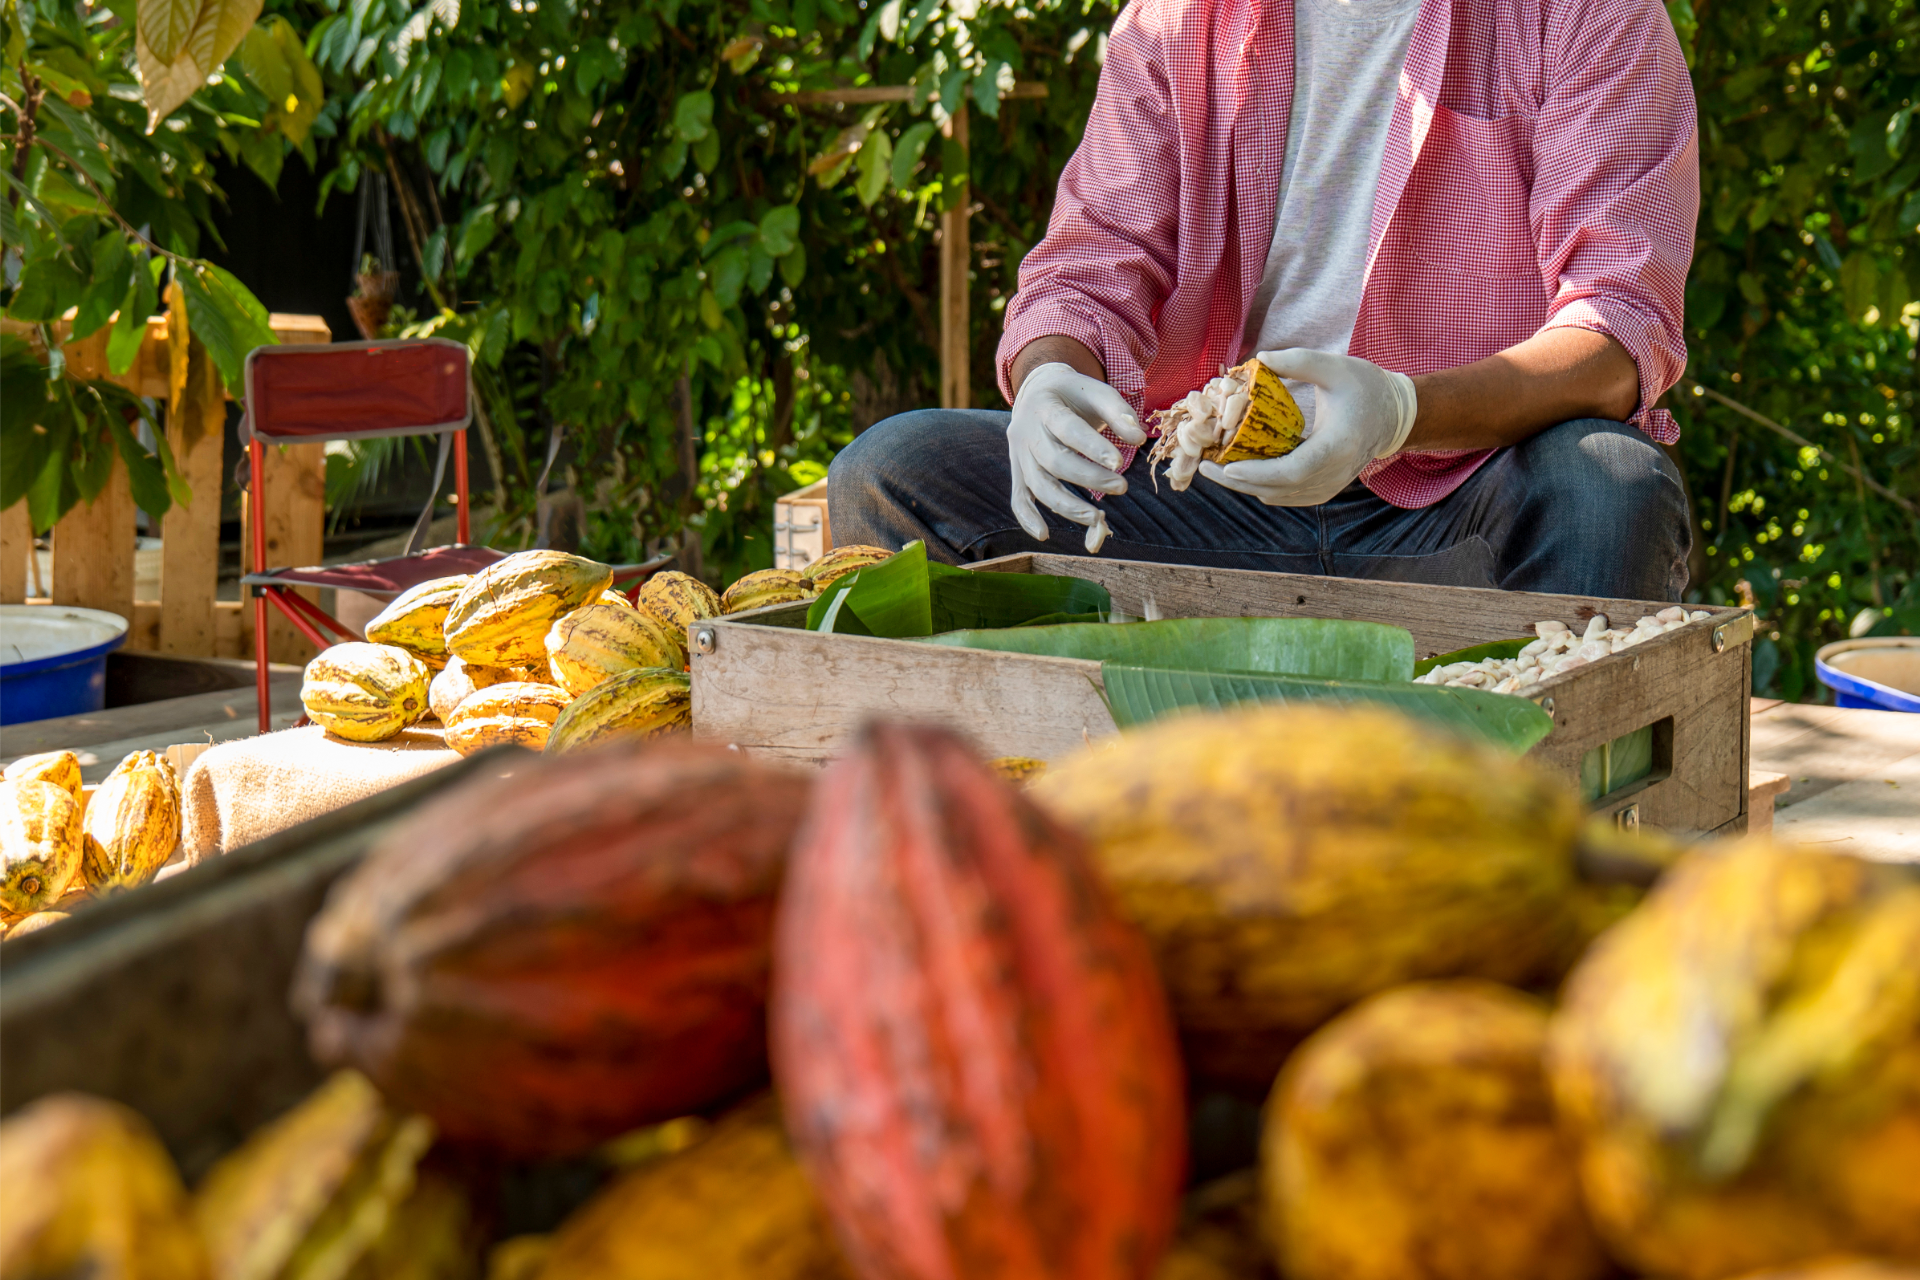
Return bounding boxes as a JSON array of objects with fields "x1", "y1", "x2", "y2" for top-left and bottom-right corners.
[
  {"x1": 50, "y1": 455, "x2": 137, "y2": 623},
  {"x1": 256, "y1": 443, "x2": 327, "y2": 666},
  {"x1": 0, "y1": 500, "x2": 27, "y2": 604},
  {"x1": 940, "y1": 103, "x2": 971, "y2": 410},
  {"x1": 158, "y1": 388, "x2": 227, "y2": 657}
]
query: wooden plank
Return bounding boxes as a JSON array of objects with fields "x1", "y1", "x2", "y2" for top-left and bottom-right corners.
[
  {"x1": 214, "y1": 600, "x2": 249, "y2": 660},
  {"x1": 257, "y1": 443, "x2": 327, "y2": 665},
  {"x1": 157, "y1": 393, "x2": 226, "y2": 656},
  {"x1": 1752, "y1": 702, "x2": 1920, "y2": 807},
  {"x1": 692, "y1": 624, "x2": 1113, "y2": 766},
  {"x1": 940, "y1": 103, "x2": 971, "y2": 411},
  {"x1": 775, "y1": 83, "x2": 1047, "y2": 106},
  {"x1": 49, "y1": 454, "x2": 137, "y2": 624},
  {"x1": 1, "y1": 499, "x2": 28, "y2": 604},
  {"x1": 0, "y1": 671, "x2": 303, "y2": 763}
]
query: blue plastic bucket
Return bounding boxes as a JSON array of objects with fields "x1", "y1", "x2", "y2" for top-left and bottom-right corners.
[
  {"x1": 0, "y1": 606, "x2": 130, "y2": 727},
  {"x1": 1815, "y1": 637, "x2": 1920, "y2": 714}
]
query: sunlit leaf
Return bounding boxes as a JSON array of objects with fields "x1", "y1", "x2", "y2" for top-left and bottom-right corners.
[{"x1": 137, "y1": 0, "x2": 264, "y2": 129}]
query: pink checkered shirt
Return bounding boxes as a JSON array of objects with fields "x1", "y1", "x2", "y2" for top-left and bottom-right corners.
[{"x1": 997, "y1": 0, "x2": 1699, "y2": 508}]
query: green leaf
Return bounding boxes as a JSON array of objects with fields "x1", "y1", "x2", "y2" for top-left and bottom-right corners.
[
  {"x1": 1412, "y1": 636, "x2": 1534, "y2": 677},
  {"x1": 805, "y1": 541, "x2": 1113, "y2": 637},
  {"x1": 1839, "y1": 252, "x2": 1878, "y2": 321},
  {"x1": 757, "y1": 204, "x2": 800, "y2": 257},
  {"x1": 106, "y1": 404, "x2": 173, "y2": 518},
  {"x1": 855, "y1": 128, "x2": 892, "y2": 207},
  {"x1": 7, "y1": 257, "x2": 87, "y2": 322},
  {"x1": 71, "y1": 232, "x2": 131, "y2": 341},
  {"x1": 924, "y1": 617, "x2": 1416, "y2": 682},
  {"x1": 1100, "y1": 666, "x2": 1555, "y2": 754},
  {"x1": 693, "y1": 129, "x2": 720, "y2": 175},
  {"x1": 778, "y1": 243, "x2": 806, "y2": 288},
  {"x1": 673, "y1": 90, "x2": 713, "y2": 142},
  {"x1": 708, "y1": 245, "x2": 748, "y2": 308},
  {"x1": 178, "y1": 263, "x2": 277, "y2": 396},
  {"x1": 891, "y1": 121, "x2": 936, "y2": 189},
  {"x1": 973, "y1": 59, "x2": 1008, "y2": 118},
  {"x1": 107, "y1": 258, "x2": 161, "y2": 376}
]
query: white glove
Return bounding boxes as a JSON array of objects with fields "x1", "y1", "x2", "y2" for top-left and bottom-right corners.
[
  {"x1": 1007, "y1": 362, "x2": 1147, "y2": 552},
  {"x1": 1200, "y1": 348, "x2": 1417, "y2": 507}
]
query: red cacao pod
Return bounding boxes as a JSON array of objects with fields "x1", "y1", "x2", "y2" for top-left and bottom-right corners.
[
  {"x1": 772, "y1": 722, "x2": 1187, "y2": 1280},
  {"x1": 293, "y1": 738, "x2": 810, "y2": 1159}
]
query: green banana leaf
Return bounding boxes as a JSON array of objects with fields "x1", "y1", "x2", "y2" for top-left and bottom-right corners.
[
  {"x1": 1100, "y1": 664, "x2": 1555, "y2": 753},
  {"x1": 1413, "y1": 636, "x2": 1535, "y2": 677},
  {"x1": 805, "y1": 540, "x2": 1113, "y2": 637},
  {"x1": 922, "y1": 617, "x2": 1415, "y2": 683}
]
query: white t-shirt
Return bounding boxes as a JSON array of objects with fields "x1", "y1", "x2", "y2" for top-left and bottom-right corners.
[{"x1": 1238, "y1": 0, "x2": 1424, "y2": 430}]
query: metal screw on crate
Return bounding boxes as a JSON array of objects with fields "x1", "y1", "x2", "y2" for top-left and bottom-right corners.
[
  {"x1": 693, "y1": 627, "x2": 718, "y2": 656},
  {"x1": 1615, "y1": 803, "x2": 1641, "y2": 833},
  {"x1": 1536, "y1": 696, "x2": 1556, "y2": 718}
]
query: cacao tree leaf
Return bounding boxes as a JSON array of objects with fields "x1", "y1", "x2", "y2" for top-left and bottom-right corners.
[
  {"x1": 137, "y1": 0, "x2": 264, "y2": 130},
  {"x1": 925, "y1": 617, "x2": 1416, "y2": 683},
  {"x1": 106, "y1": 402, "x2": 174, "y2": 517},
  {"x1": 778, "y1": 243, "x2": 806, "y2": 288},
  {"x1": 138, "y1": 0, "x2": 201, "y2": 65},
  {"x1": 71, "y1": 231, "x2": 131, "y2": 341},
  {"x1": 672, "y1": 90, "x2": 713, "y2": 142},
  {"x1": 1100, "y1": 666, "x2": 1555, "y2": 754},
  {"x1": 757, "y1": 204, "x2": 799, "y2": 257},
  {"x1": 891, "y1": 121, "x2": 935, "y2": 189},
  {"x1": 7, "y1": 257, "x2": 87, "y2": 322},
  {"x1": 855, "y1": 128, "x2": 892, "y2": 207},
  {"x1": 105, "y1": 260, "x2": 160, "y2": 376},
  {"x1": 177, "y1": 263, "x2": 276, "y2": 396},
  {"x1": 692, "y1": 129, "x2": 720, "y2": 175}
]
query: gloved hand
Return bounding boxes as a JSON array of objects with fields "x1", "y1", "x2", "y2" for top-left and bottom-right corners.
[
  {"x1": 1007, "y1": 362, "x2": 1147, "y2": 552},
  {"x1": 1200, "y1": 348, "x2": 1417, "y2": 507}
]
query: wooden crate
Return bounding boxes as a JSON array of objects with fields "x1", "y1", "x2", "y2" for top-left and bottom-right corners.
[{"x1": 690, "y1": 554, "x2": 1757, "y2": 837}]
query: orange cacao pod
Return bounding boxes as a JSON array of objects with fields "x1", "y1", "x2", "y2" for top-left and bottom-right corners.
[
  {"x1": 292, "y1": 738, "x2": 811, "y2": 1159},
  {"x1": 772, "y1": 723, "x2": 1187, "y2": 1280}
]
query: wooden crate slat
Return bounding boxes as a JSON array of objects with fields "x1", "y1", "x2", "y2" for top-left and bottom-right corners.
[
  {"x1": 157, "y1": 393, "x2": 227, "y2": 656},
  {"x1": 0, "y1": 499, "x2": 28, "y2": 604},
  {"x1": 257, "y1": 442, "x2": 327, "y2": 666},
  {"x1": 49, "y1": 455, "x2": 137, "y2": 623}
]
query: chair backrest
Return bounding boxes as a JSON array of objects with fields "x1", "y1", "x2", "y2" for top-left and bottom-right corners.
[{"x1": 243, "y1": 338, "x2": 471, "y2": 443}]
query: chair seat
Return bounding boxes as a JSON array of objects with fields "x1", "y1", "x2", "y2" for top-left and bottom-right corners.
[{"x1": 242, "y1": 544, "x2": 510, "y2": 598}]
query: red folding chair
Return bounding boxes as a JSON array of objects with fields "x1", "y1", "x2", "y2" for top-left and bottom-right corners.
[
  {"x1": 240, "y1": 338, "x2": 673, "y2": 733},
  {"x1": 240, "y1": 337, "x2": 504, "y2": 731}
]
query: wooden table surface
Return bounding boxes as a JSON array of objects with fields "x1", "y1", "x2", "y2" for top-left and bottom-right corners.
[{"x1": 1751, "y1": 698, "x2": 1920, "y2": 861}]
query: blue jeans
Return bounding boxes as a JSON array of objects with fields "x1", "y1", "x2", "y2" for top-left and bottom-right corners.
[{"x1": 829, "y1": 411, "x2": 1692, "y2": 600}]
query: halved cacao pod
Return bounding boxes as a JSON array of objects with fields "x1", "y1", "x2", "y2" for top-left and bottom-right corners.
[
  {"x1": 1, "y1": 779, "x2": 84, "y2": 915},
  {"x1": 4, "y1": 911, "x2": 70, "y2": 940},
  {"x1": 719, "y1": 568, "x2": 815, "y2": 615},
  {"x1": 633, "y1": 571, "x2": 721, "y2": 634},
  {"x1": 540, "y1": 1095, "x2": 852, "y2": 1280},
  {"x1": 81, "y1": 752, "x2": 180, "y2": 894},
  {"x1": 0, "y1": 1093, "x2": 211, "y2": 1279},
  {"x1": 773, "y1": 722, "x2": 1187, "y2": 1280},
  {"x1": 544, "y1": 667, "x2": 690, "y2": 755},
  {"x1": 445, "y1": 551, "x2": 614, "y2": 669},
  {"x1": 3, "y1": 750, "x2": 83, "y2": 798},
  {"x1": 1033, "y1": 703, "x2": 1586, "y2": 1088},
  {"x1": 364, "y1": 575, "x2": 472, "y2": 669},
  {"x1": 545, "y1": 603, "x2": 687, "y2": 697},
  {"x1": 302, "y1": 643, "x2": 433, "y2": 743},
  {"x1": 293, "y1": 737, "x2": 812, "y2": 1158},
  {"x1": 801, "y1": 545, "x2": 894, "y2": 591},
  {"x1": 1267, "y1": 981, "x2": 1607, "y2": 1280},
  {"x1": 1548, "y1": 841, "x2": 1920, "y2": 1280},
  {"x1": 443, "y1": 682, "x2": 572, "y2": 756}
]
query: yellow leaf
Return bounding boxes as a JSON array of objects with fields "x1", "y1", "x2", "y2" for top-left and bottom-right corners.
[
  {"x1": 137, "y1": 0, "x2": 201, "y2": 65},
  {"x1": 137, "y1": 0, "x2": 264, "y2": 131}
]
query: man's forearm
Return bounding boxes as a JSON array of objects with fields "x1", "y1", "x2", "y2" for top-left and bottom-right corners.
[
  {"x1": 1405, "y1": 328, "x2": 1641, "y2": 451},
  {"x1": 1010, "y1": 335, "x2": 1107, "y2": 398}
]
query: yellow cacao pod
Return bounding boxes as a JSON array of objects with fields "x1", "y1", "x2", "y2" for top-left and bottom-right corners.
[
  {"x1": 634, "y1": 571, "x2": 721, "y2": 634},
  {"x1": 719, "y1": 568, "x2": 815, "y2": 615},
  {"x1": 81, "y1": 752, "x2": 180, "y2": 894},
  {"x1": 445, "y1": 551, "x2": 614, "y2": 668},
  {"x1": 801, "y1": 545, "x2": 894, "y2": 590},
  {"x1": 544, "y1": 667, "x2": 691, "y2": 755},
  {"x1": 444, "y1": 682, "x2": 573, "y2": 756},
  {"x1": 363, "y1": 576, "x2": 472, "y2": 669},
  {"x1": 428, "y1": 656, "x2": 519, "y2": 724},
  {"x1": 597, "y1": 588, "x2": 637, "y2": 609},
  {"x1": 302, "y1": 643, "x2": 433, "y2": 743},
  {"x1": 1, "y1": 779, "x2": 84, "y2": 915},
  {"x1": 194, "y1": 1070, "x2": 438, "y2": 1280},
  {"x1": 0, "y1": 1093, "x2": 212, "y2": 1280},
  {"x1": 546, "y1": 603, "x2": 687, "y2": 697},
  {"x1": 3, "y1": 750, "x2": 83, "y2": 798}
]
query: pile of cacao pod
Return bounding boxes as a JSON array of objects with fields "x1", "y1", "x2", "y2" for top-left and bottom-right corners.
[
  {"x1": 2, "y1": 747, "x2": 183, "y2": 940},
  {"x1": 299, "y1": 544, "x2": 894, "y2": 758},
  {"x1": 6, "y1": 702, "x2": 1915, "y2": 1280}
]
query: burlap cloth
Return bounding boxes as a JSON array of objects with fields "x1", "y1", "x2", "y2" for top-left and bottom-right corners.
[{"x1": 182, "y1": 724, "x2": 460, "y2": 863}]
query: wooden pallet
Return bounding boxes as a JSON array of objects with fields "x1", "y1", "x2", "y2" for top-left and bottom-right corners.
[{"x1": 691, "y1": 554, "x2": 1756, "y2": 837}]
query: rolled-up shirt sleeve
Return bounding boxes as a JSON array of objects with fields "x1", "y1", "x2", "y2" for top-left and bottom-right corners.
[
  {"x1": 1531, "y1": 0, "x2": 1698, "y2": 441},
  {"x1": 995, "y1": 6, "x2": 1182, "y2": 410}
]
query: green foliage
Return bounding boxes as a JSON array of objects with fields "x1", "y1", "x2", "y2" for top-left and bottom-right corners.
[
  {"x1": 1674, "y1": 0, "x2": 1919, "y2": 699},
  {"x1": 296, "y1": 0, "x2": 1113, "y2": 580},
  {"x1": 2, "y1": 0, "x2": 305, "y2": 532}
]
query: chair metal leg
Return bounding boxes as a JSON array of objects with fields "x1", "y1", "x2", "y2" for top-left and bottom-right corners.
[
  {"x1": 251, "y1": 438, "x2": 271, "y2": 735},
  {"x1": 455, "y1": 431, "x2": 470, "y2": 544}
]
